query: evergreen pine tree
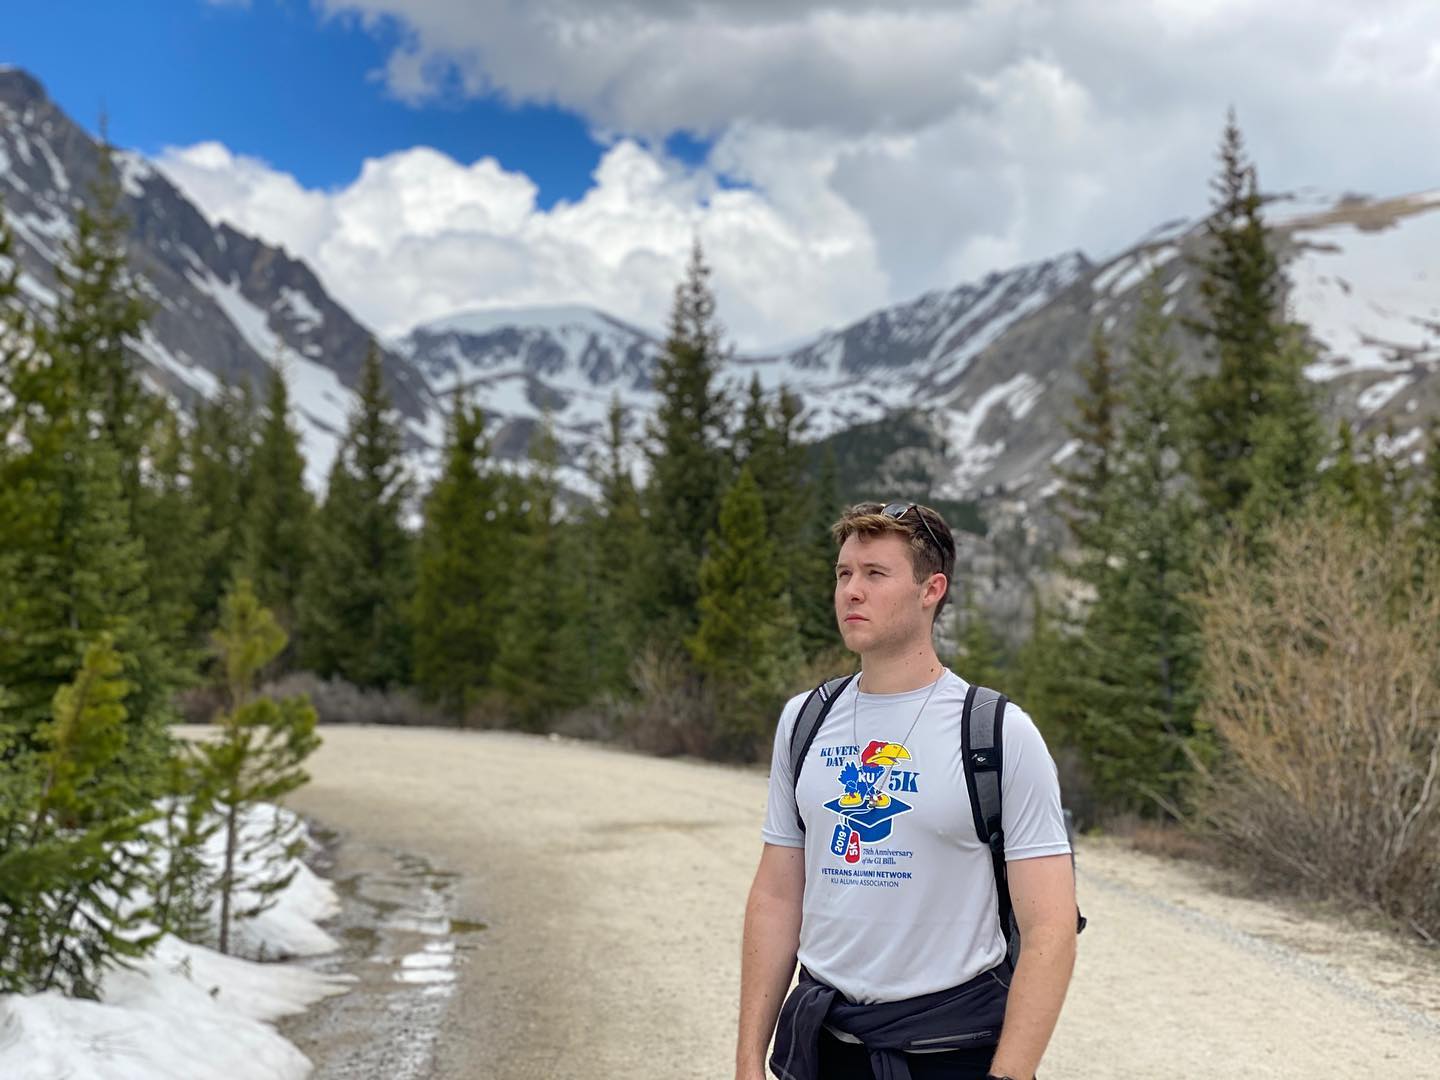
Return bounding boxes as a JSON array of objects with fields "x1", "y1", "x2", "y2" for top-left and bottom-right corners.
[
  {"x1": 42, "y1": 135, "x2": 155, "y2": 500},
  {"x1": 1318, "y1": 419, "x2": 1367, "y2": 517},
  {"x1": 299, "y1": 346, "x2": 414, "y2": 688},
  {"x1": 188, "y1": 381, "x2": 258, "y2": 636},
  {"x1": 687, "y1": 466, "x2": 804, "y2": 757},
  {"x1": 580, "y1": 396, "x2": 647, "y2": 695},
  {"x1": 0, "y1": 635, "x2": 161, "y2": 996},
  {"x1": 950, "y1": 588, "x2": 1007, "y2": 691},
  {"x1": 1232, "y1": 328, "x2": 1324, "y2": 543},
  {"x1": 1186, "y1": 110, "x2": 1292, "y2": 524},
  {"x1": 0, "y1": 151, "x2": 178, "y2": 778},
  {"x1": 151, "y1": 748, "x2": 221, "y2": 944},
  {"x1": 0, "y1": 195, "x2": 36, "y2": 437},
  {"x1": 754, "y1": 386, "x2": 817, "y2": 622},
  {"x1": 198, "y1": 580, "x2": 320, "y2": 956},
  {"x1": 795, "y1": 443, "x2": 844, "y2": 659},
  {"x1": 1055, "y1": 326, "x2": 1123, "y2": 586},
  {"x1": 1362, "y1": 420, "x2": 1414, "y2": 540},
  {"x1": 1011, "y1": 590, "x2": 1084, "y2": 750},
  {"x1": 490, "y1": 420, "x2": 591, "y2": 727},
  {"x1": 640, "y1": 240, "x2": 733, "y2": 638},
  {"x1": 735, "y1": 373, "x2": 770, "y2": 466},
  {"x1": 1417, "y1": 421, "x2": 1440, "y2": 558},
  {"x1": 413, "y1": 392, "x2": 507, "y2": 716},
  {"x1": 0, "y1": 418, "x2": 174, "y2": 794},
  {"x1": 1317, "y1": 418, "x2": 1394, "y2": 537},
  {"x1": 135, "y1": 409, "x2": 207, "y2": 671},
  {"x1": 243, "y1": 365, "x2": 314, "y2": 642},
  {"x1": 1071, "y1": 279, "x2": 1207, "y2": 815}
]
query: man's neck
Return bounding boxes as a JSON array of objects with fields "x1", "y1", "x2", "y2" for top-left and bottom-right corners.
[{"x1": 857, "y1": 643, "x2": 945, "y2": 694}]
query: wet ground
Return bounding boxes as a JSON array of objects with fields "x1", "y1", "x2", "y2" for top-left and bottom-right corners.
[{"x1": 280, "y1": 821, "x2": 488, "y2": 1079}]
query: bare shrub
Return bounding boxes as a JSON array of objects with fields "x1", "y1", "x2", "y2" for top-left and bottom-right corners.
[
  {"x1": 615, "y1": 642, "x2": 719, "y2": 758},
  {"x1": 256, "y1": 672, "x2": 450, "y2": 728},
  {"x1": 549, "y1": 697, "x2": 623, "y2": 742},
  {"x1": 1101, "y1": 811, "x2": 1226, "y2": 863},
  {"x1": 1193, "y1": 505, "x2": 1440, "y2": 938},
  {"x1": 460, "y1": 688, "x2": 514, "y2": 731},
  {"x1": 174, "y1": 682, "x2": 226, "y2": 724}
]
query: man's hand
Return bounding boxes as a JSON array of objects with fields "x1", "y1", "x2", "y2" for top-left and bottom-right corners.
[{"x1": 734, "y1": 843, "x2": 805, "y2": 1080}]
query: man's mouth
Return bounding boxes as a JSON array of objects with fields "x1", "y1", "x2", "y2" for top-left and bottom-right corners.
[{"x1": 844, "y1": 615, "x2": 867, "y2": 622}]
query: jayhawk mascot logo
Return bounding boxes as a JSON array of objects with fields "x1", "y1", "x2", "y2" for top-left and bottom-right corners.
[{"x1": 823, "y1": 740, "x2": 914, "y2": 862}]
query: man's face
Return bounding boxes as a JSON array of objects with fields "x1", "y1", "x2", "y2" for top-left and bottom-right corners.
[{"x1": 834, "y1": 532, "x2": 943, "y2": 654}]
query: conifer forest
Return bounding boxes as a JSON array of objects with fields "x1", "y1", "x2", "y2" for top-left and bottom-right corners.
[{"x1": 3, "y1": 111, "x2": 1439, "y2": 1012}]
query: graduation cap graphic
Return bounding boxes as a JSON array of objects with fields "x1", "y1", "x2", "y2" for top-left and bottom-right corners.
[{"x1": 822, "y1": 795, "x2": 913, "y2": 843}]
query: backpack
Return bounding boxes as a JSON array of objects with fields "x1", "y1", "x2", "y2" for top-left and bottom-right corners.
[{"x1": 789, "y1": 674, "x2": 1087, "y2": 967}]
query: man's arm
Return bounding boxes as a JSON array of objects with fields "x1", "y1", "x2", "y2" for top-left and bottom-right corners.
[
  {"x1": 986, "y1": 853, "x2": 1078, "y2": 1080},
  {"x1": 735, "y1": 842, "x2": 805, "y2": 1080}
]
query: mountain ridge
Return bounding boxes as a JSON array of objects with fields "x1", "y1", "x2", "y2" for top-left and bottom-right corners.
[{"x1": 4, "y1": 64, "x2": 1438, "y2": 538}]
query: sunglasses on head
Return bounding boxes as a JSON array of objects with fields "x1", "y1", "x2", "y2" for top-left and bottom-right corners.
[{"x1": 880, "y1": 501, "x2": 945, "y2": 557}]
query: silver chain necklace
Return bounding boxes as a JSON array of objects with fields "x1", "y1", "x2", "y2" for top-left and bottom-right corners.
[{"x1": 851, "y1": 668, "x2": 943, "y2": 809}]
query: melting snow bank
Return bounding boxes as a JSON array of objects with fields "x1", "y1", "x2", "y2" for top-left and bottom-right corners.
[{"x1": 0, "y1": 805, "x2": 353, "y2": 1080}]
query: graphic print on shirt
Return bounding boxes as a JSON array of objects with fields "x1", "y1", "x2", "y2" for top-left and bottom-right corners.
[{"x1": 816, "y1": 739, "x2": 920, "y2": 878}]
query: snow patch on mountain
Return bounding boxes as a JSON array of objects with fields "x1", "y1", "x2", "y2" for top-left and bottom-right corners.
[
  {"x1": 34, "y1": 131, "x2": 68, "y2": 193},
  {"x1": 1357, "y1": 373, "x2": 1413, "y2": 413},
  {"x1": 188, "y1": 268, "x2": 359, "y2": 490},
  {"x1": 1291, "y1": 195, "x2": 1440, "y2": 382},
  {"x1": 8, "y1": 205, "x2": 71, "y2": 261},
  {"x1": 133, "y1": 327, "x2": 223, "y2": 402},
  {"x1": 276, "y1": 287, "x2": 324, "y2": 333},
  {"x1": 425, "y1": 304, "x2": 649, "y2": 339},
  {"x1": 1091, "y1": 245, "x2": 1181, "y2": 296},
  {"x1": 115, "y1": 149, "x2": 155, "y2": 198},
  {"x1": 934, "y1": 371, "x2": 1043, "y2": 496}
]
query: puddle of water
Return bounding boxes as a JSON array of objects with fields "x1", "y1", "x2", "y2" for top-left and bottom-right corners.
[{"x1": 279, "y1": 821, "x2": 484, "y2": 1080}]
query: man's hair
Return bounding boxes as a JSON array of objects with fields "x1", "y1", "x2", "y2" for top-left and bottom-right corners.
[{"x1": 830, "y1": 501, "x2": 957, "y2": 626}]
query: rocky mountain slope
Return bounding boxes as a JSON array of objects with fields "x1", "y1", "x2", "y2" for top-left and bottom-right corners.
[
  {"x1": 0, "y1": 66, "x2": 439, "y2": 490},
  {"x1": 4, "y1": 64, "x2": 1438, "y2": 630}
]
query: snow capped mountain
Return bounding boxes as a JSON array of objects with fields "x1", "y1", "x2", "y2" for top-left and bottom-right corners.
[
  {"x1": 1076, "y1": 187, "x2": 1440, "y2": 479},
  {"x1": 733, "y1": 255, "x2": 1089, "y2": 455},
  {"x1": 390, "y1": 256, "x2": 1092, "y2": 498},
  {"x1": 4, "y1": 63, "x2": 1439, "y2": 530},
  {"x1": 0, "y1": 67, "x2": 438, "y2": 492}
]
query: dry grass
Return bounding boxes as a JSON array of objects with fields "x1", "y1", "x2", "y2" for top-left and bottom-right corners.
[
  {"x1": 1101, "y1": 813, "x2": 1227, "y2": 864},
  {"x1": 256, "y1": 672, "x2": 448, "y2": 727},
  {"x1": 613, "y1": 641, "x2": 722, "y2": 759},
  {"x1": 615, "y1": 641, "x2": 858, "y2": 762},
  {"x1": 1191, "y1": 505, "x2": 1440, "y2": 940}
]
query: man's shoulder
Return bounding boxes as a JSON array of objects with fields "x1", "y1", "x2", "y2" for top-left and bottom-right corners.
[
  {"x1": 776, "y1": 674, "x2": 853, "y2": 738},
  {"x1": 776, "y1": 685, "x2": 816, "y2": 738}
]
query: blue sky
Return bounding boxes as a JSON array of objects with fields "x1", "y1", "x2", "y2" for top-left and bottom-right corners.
[{"x1": 4, "y1": 0, "x2": 708, "y2": 209}]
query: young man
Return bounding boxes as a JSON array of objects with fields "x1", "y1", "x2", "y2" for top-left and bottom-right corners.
[{"x1": 735, "y1": 501, "x2": 1077, "y2": 1080}]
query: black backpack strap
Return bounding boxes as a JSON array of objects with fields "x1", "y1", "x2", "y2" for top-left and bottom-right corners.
[
  {"x1": 789, "y1": 673, "x2": 857, "y2": 833},
  {"x1": 961, "y1": 683, "x2": 1019, "y2": 967}
]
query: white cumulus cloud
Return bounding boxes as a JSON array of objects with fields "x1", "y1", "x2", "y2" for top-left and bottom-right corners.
[
  {"x1": 160, "y1": 0, "x2": 1440, "y2": 346},
  {"x1": 157, "y1": 138, "x2": 885, "y2": 349}
]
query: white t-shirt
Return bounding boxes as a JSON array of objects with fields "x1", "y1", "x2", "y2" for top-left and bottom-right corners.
[{"x1": 761, "y1": 667, "x2": 1072, "y2": 1005}]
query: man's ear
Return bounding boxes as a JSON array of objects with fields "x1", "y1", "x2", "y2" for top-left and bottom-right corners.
[{"x1": 924, "y1": 572, "x2": 947, "y2": 608}]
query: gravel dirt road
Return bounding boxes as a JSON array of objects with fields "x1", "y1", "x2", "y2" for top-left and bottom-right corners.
[{"x1": 281, "y1": 725, "x2": 1440, "y2": 1079}]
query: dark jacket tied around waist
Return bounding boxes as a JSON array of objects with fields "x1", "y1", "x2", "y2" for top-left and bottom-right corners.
[{"x1": 768, "y1": 962, "x2": 1011, "y2": 1080}]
